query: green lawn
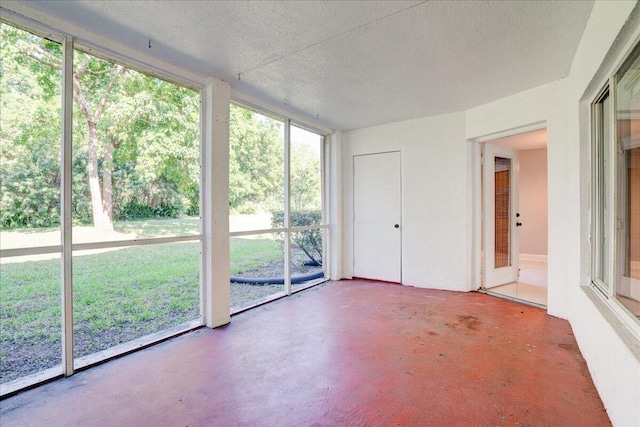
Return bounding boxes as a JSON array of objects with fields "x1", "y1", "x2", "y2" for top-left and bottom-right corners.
[{"x1": 0, "y1": 219, "x2": 284, "y2": 384}]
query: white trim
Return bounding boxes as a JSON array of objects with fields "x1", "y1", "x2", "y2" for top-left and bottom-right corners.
[
  {"x1": 519, "y1": 254, "x2": 548, "y2": 262},
  {"x1": 291, "y1": 224, "x2": 329, "y2": 232},
  {"x1": 231, "y1": 92, "x2": 332, "y2": 136},
  {"x1": 0, "y1": 365, "x2": 63, "y2": 398},
  {"x1": 0, "y1": 8, "x2": 65, "y2": 43},
  {"x1": 0, "y1": 246, "x2": 61, "y2": 258},
  {"x1": 229, "y1": 228, "x2": 286, "y2": 237},
  {"x1": 61, "y1": 35, "x2": 74, "y2": 378},
  {"x1": 284, "y1": 119, "x2": 292, "y2": 296},
  {"x1": 321, "y1": 135, "x2": 329, "y2": 280},
  {"x1": 327, "y1": 132, "x2": 344, "y2": 280},
  {"x1": 468, "y1": 121, "x2": 547, "y2": 144},
  {"x1": 469, "y1": 140, "x2": 482, "y2": 290},
  {"x1": 0, "y1": 4, "x2": 203, "y2": 91},
  {"x1": 72, "y1": 235, "x2": 201, "y2": 252}
]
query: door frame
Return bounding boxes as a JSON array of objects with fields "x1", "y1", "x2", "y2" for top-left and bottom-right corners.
[{"x1": 468, "y1": 122, "x2": 547, "y2": 291}]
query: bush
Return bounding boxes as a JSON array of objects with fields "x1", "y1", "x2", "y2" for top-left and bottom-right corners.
[
  {"x1": 271, "y1": 209, "x2": 322, "y2": 266},
  {"x1": 114, "y1": 201, "x2": 181, "y2": 221},
  {"x1": 0, "y1": 152, "x2": 60, "y2": 228}
]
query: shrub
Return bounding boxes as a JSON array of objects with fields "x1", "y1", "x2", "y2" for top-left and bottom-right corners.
[{"x1": 271, "y1": 209, "x2": 322, "y2": 266}]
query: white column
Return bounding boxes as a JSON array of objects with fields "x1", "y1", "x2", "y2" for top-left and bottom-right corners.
[
  {"x1": 61, "y1": 36, "x2": 74, "y2": 376},
  {"x1": 328, "y1": 131, "x2": 343, "y2": 280},
  {"x1": 202, "y1": 77, "x2": 231, "y2": 328},
  {"x1": 284, "y1": 121, "x2": 292, "y2": 295}
]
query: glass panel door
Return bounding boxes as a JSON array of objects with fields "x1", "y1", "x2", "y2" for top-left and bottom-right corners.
[
  {"x1": 483, "y1": 143, "x2": 519, "y2": 288},
  {"x1": 494, "y1": 157, "x2": 512, "y2": 268}
]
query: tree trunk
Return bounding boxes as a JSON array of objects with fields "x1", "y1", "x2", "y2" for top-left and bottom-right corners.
[
  {"x1": 102, "y1": 139, "x2": 115, "y2": 225},
  {"x1": 87, "y1": 123, "x2": 113, "y2": 233}
]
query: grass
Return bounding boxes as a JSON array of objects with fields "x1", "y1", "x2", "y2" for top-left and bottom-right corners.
[
  {"x1": 114, "y1": 217, "x2": 199, "y2": 238},
  {"x1": 0, "y1": 218, "x2": 288, "y2": 384}
]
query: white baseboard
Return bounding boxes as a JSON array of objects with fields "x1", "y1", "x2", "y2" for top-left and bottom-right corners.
[{"x1": 520, "y1": 253, "x2": 548, "y2": 262}]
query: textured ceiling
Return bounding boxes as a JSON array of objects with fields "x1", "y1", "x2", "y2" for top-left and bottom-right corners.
[{"x1": 7, "y1": 1, "x2": 594, "y2": 131}]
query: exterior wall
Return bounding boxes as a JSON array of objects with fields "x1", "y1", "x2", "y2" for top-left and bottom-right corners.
[
  {"x1": 519, "y1": 148, "x2": 548, "y2": 257},
  {"x1": 342, "y1": 112, "x2": 469, "y2": 291}
]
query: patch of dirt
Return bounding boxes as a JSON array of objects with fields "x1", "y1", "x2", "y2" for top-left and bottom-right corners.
[
  {"x1": 1, "y1": 308, "x2": 199, "y2": 385},
  {"x1": 458, "y1": 315, "x2": 481, "y2": 331}
]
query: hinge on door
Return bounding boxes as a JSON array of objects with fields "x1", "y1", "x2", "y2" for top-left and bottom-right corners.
[
  {"x1": 616, "y1": 218, "x2": 624, "y2": 230},
  {"x1": 617, "y1": 142, "x2": 624, "y2": 154}
]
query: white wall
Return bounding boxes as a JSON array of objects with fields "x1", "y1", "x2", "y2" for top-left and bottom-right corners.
[
  {"x1": 568, "y1": 2, "x2": 640, "y2": 426},
  {"x1": 341, "y1": 3, "x2": 639, "y2": 425},
  {"x1": 342, "y1": 112, "x2": 469, "y2": 291},
  {"x1": 518, "y1": 148, "x2": 548, "y2": 257},
  {"x1": 466, "y1": 79, "x2": 569, "y2": 316}
]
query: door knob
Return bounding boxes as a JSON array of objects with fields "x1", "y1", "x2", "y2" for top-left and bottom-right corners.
[
  {"x1": 394, "y1": 224, "x2": 399, "y2": 228},
  {"x1": 516, "y1": 222, "x2": 523, "y2": 227}
]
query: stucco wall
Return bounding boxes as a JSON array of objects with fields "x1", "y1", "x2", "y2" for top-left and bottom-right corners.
[
  {"x1": 519, "y1": 148, "x2": 548, "y2": 257},
  {"x1": 341, "y1": 3, "x2": 639, "y2": 425},
  {"x1": 465, "y1": 79, "x2": 569, "y2": 317},
  {"x1": 342, "y1": 112, "x2": 468, "y2": 291},
  {"x1": 568, "y1": 2, "x2": 640, "y2": 426}
]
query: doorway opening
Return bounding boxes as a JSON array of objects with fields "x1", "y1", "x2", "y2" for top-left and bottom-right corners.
[{"x1": 476, "y1": 128, "x2": 548, "y2": 307}]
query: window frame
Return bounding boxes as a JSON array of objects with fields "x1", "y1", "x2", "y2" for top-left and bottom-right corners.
[
  {"x1": 590, "y1": 41, "x2": 640, "y2": 337},
  {"x1": 591, "y1": 85, "x2": 614, "y2": 296}
]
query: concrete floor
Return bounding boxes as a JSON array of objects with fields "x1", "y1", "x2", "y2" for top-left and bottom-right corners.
[{"x1": 0, "y1": 280, "x2": 610, "y2": 426}]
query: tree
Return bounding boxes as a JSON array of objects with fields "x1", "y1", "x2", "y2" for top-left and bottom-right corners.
[
  {"x1": 15, "y1": 31, "x2": 125, "y2": 232},
  {"x1": 229, "y1": 104, "x2": 284, "y2": 213},
  {"x1": 0, "y1": 25, "x2": 62, "y2": 228},
  {"x1": 1, "y1": 23, "x2": 200, "y2": 230}
]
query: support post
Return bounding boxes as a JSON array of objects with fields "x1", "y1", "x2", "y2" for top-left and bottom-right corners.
[
  {"x1": 328, "y1": 131, "x2": 343, "y2": 280},
  {"x1": 61, "y1": 36, "x2": 74, "y2": 376},
  {"x1": 284, "y1": 120, "x2": 292, "y2": 295},
  {"x1": 202, "y1": 77, "x2": 231, "y2": 328}
]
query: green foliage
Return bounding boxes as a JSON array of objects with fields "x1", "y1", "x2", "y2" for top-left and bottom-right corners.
[
  {"x1": 0, "y1": 24, "x2": 62, "y2": 228},
  {"x1": 290, "y1": 141, "x2": 322, "y2": 213},
  {"x1": 114, "y1": 201, "x2": 181, "y2": 220},
  {"x1": 1, "y1": 22, "x2": 201, "y2": 228},
  {"x1": 229, "y1": 104, "x2": 284, "y2": 213},
  {"x1": 271, "y1": 210, "x2": 323, "y2": 266}
]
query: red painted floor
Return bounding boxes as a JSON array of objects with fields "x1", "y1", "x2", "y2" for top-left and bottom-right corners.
[{"x1": 0, "y1": 280, "x2": 610, "y2": 426}]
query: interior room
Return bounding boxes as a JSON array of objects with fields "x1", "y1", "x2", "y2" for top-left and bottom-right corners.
[
  {"x1": 480, "y1": 129, "x2": 549, "y2": 307},
  {"x1": 0, "y1": 1, "x2": 639, "y2": 426}
]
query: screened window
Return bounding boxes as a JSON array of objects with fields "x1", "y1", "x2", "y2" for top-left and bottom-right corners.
[
  {"x1": 0, "y1": 20, "x2": 202, "y2": 394},
  {"x1": 228, "y1": 103, "x2": 327, "y2": 313}
]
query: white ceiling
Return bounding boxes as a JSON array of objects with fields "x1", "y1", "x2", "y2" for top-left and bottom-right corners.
[
  {"x1": 7, "y1": 1, "x2": 594, "y2": 131},
  {"x1": 489, "y1": 128, "x2": 548, "y2": 151}
]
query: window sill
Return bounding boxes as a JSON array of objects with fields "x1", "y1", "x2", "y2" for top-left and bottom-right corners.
[{"x1": 582, "y1": 285, "x2": 640, "y2": 363}]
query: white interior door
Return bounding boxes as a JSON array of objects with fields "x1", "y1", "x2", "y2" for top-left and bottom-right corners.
[
  {"x1": 353, "y1": 152, "x2": 402, "y2": 282},
  {"x1": 483, "y1": 143, "x2": 520, "y2": 288}
]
